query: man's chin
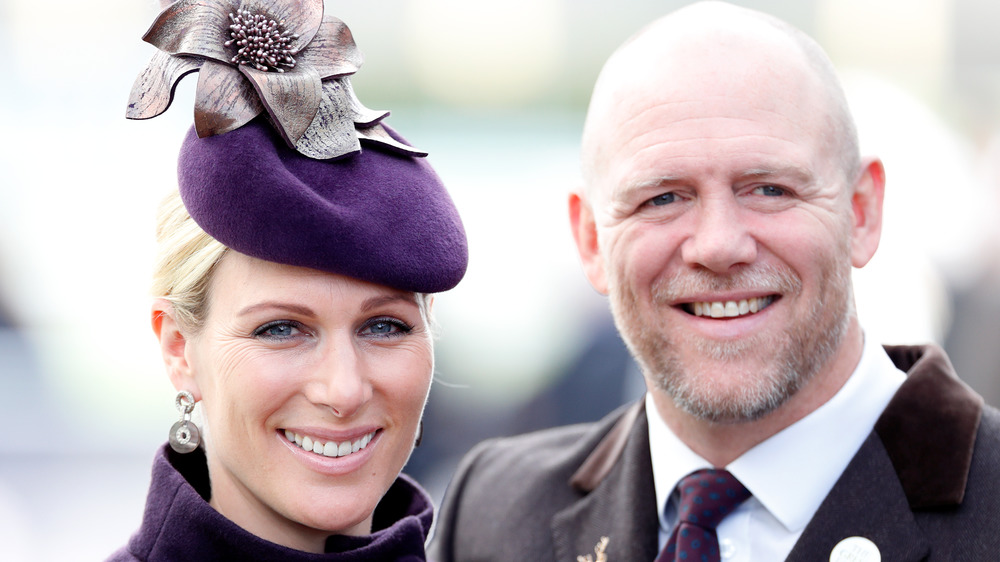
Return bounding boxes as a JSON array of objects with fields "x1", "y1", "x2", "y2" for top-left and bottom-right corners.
[
  {"x1": 669, "y1": 389, "x2": 792, "y2": 424},
  {"x1": 649, "y1": 360, "x2": 802, "y2": 423}
]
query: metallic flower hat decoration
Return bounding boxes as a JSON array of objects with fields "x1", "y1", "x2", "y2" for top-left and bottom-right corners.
[{"x1": 126, "y1": 0, "x2": 421, "y2": 159}]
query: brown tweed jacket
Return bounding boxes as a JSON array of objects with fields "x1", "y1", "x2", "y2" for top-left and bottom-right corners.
[{"x1": 430, "y1": 345, "x2": 1000, "y2": 561}]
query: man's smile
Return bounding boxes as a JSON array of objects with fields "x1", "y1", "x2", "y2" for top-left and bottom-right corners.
[{"x1": 681, "y1": 295, "x2": 777, "y2": 318}]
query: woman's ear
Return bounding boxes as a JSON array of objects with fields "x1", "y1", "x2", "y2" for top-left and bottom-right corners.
[
  {"x1": 569, "y1": 190, "x2": 609, "y2": 294},
  {"x1": 849, "y1": 158, "x2": 886, "y2": 268},
  {"x1": 152, "y1": 298, "x2": 202, "y2": 400}
]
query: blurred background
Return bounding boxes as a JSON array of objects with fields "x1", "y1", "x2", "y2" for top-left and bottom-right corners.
[{"x1": 1, "y1": 0, "x2": 999, "y2": 559}]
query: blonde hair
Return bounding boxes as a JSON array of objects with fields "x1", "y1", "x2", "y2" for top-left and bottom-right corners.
[
  {"x1": 151, "y1": 190, "x2": 435, "y2": 332},
  {"x1": 151, "y1": 189, "x2": 228, "y2": 333}
]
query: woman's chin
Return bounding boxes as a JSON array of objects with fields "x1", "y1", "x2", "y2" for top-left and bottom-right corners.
[{"x1": 289, "y1": 504, "x2": 375, "y2": 540}]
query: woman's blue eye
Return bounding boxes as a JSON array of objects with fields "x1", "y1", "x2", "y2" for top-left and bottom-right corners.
[
  {"x1": 253, "y1": 321, "x2": 300, "y2": 339},
  {"x1": 649, "y1": 193, "x2": 677, "y2": 206},
  {"x1": 362, "y1": 318, "x2": 411, "y2": 337}
]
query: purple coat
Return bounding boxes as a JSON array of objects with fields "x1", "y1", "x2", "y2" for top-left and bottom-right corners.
[{"x1": 109, "y1": 444, "x2": 433, "y2": 561}]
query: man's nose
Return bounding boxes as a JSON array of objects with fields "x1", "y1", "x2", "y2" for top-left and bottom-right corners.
[{"x1": 679, "y1": 196, "x2": 757, "y2": 272}]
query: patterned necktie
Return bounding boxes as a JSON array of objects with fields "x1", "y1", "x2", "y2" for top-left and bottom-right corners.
[{"x1": 656, "y1": 469, "x2": 752, "y2": 562}]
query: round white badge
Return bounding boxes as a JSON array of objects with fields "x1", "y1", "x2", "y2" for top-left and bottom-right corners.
[{"x1": 830, "y1": 536, "x2": 881, "y2": 562}]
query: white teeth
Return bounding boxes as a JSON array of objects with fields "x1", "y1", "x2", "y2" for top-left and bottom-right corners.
[
  {"x1": 690, "y1": 296, "x2": 774, "y2": 318},
  {"x1": 285, "y1": 429, "x2": 377, "y2": 458},
  {"x1": 724, "y1": 301, "x2": 738, "y2": 316}
]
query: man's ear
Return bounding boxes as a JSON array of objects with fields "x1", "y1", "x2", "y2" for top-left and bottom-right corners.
[
  {"x1": 849, "y1": 158, "x2": 886, "y2": 268},
  {"x1": 569, "y1": 190, "x2": 609, "y2": 294},
  {"x1": 152, "y1": 298, "x2": 201, "y2": 400}
]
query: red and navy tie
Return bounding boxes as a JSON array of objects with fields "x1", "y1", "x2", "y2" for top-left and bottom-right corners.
[{"x1": 656, "y1": 469, "x2": 752, "y2": 562}]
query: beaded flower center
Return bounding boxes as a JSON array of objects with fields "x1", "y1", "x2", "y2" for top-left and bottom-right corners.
[{"x1": 225, "y1": 10, "x2": 299, "y2": 72}]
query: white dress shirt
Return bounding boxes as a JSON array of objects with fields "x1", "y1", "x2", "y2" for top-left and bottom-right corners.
[{"x1": 647, "y1": 333, "x2": 906, "y2": 561}]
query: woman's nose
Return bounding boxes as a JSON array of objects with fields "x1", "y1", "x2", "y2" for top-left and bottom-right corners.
[
  {"x1": 679, "y1": 197, "x2": 757, "y2": 272},
  {"x1": 306, "y1": 343, "x2": 373, "y2": 418}
]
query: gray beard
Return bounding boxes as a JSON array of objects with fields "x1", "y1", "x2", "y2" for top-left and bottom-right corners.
[{"x1": 611, "y1": 261, "x2": 851, "y2": 424}]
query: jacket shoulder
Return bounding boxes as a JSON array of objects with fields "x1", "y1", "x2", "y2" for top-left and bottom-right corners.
[
  {"x1": 911, "y1": 403, "x2": 1000, "y2": 559},
  {"x1": 967, "y1": 403, "x2": 1000, "y2": 488},
  {"x1": 429, "y1": 404, "x2": 637, "y2": 561},
  {"x1": 443, "y1": 412, "x2": 621, "y2": 511},
  {"x1": 875, "y1": 345, "x2": 1000, "y2": 558}
]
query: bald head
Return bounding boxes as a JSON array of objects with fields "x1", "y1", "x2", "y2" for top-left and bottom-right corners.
[{"x1": 581, "y1": 1, "x2": 858, "y2": 196}]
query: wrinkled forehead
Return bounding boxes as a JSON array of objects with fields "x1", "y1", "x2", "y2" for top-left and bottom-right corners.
[{"x1": 582, "y1": 13, "x2": 842, "y2": 195}]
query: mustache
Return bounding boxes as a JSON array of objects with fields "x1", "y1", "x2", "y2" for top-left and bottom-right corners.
[{"x1": 652, "y1": 264, "x2": 801, "y2": 304}]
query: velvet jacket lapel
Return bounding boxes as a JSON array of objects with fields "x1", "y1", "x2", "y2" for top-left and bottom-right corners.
[
  {"x1": 788, "y1": 345, "x2": 981, "y2": 561},
  {"x1": 551, "y1": 401, "x2": 660, "y2": 561}
]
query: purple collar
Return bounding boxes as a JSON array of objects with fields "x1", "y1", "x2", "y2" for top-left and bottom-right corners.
[{"x1": 110, "y1": 444, "x2": 432, "y2": 561}]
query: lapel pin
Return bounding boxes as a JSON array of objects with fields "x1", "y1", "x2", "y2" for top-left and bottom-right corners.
[
  {"x1": 577, "y1": 536, "x2": 609, "y2": 562},
  {"x1": 830, "y1": 536, "x2": 881, "y2": 562}
]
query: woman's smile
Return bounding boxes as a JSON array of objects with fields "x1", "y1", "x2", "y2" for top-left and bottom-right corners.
[
  {"x1": 275, "y1": 427, "x2": 385, "y2": 478},
  {"x1": 283, "y1": 428, "x2": 378, "y2": 458}
]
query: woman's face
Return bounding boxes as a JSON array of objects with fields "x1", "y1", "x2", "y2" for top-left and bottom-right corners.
[{"x1": 170, "y1": 251, "x2": 433, "y2": 552}]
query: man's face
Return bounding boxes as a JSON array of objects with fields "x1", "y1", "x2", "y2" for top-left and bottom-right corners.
[{"x1": 581, "y1": 50, "x2": 863, "y2": 423}]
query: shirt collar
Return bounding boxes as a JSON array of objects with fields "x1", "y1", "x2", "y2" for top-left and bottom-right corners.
[{"x1": 648, "y1": 332, "x2": 906, "y2": 533}]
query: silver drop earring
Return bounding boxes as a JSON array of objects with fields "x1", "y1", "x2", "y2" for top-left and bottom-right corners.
[{"x1": 168, "y1": 390, "x2": 201, "y2": 454}]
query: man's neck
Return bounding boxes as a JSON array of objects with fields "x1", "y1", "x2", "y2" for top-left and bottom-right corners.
[{"x1": 650, "y1": 323, "x2": 865, "y2": 467}]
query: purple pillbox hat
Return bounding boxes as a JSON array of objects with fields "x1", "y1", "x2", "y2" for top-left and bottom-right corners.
[{"x1": 177, "y1": 118, "x2": 468, "y2": 293}]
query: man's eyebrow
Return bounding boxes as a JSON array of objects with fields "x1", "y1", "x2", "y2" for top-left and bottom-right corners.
[
  {"x1": 633, "y1": 175, "x2": 688, "y2": 189},
  {"x1": 739, "y1": 166, "x2": 814, "y2": 182},
  {"x1": 612, "y1": 166, "x2": 816, "y2": 200},
  {"x1": 614, "y1": 175, "x2": 688, "y2": 197}
]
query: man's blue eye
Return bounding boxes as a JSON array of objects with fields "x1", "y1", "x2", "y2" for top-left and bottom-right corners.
[
  {"x1": 756, "y1": 185, "x2": 785, "y2": 197},
  {"x1": 649, "y1": 193, "x2": 676, "y2": 206}
]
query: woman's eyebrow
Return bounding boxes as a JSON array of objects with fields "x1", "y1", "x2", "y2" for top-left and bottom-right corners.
[
  {"x1": 360, "y1": 294, "x2": 419, "y2": 313},
  {"x1": 237, "y1": 302, "x2": 317, "y2": 318}
]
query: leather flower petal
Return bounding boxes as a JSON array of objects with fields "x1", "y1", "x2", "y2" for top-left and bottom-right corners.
[
  {"x1": 238, "y1": 0, "x2": 324, "y2": 49},
  {"x1": 296, "y1": 80, "x2": 362, "y2": 160},
  {"x1": 296, "y1": 17, "x2": 363, "y2": 79},
  {"x1": 340, "y1": 77, "x2": 389, "y2": 127},
  {"x1": 241, "y1": 65, "x2": 322, "y2": 145},
  {"x1": 194, "y1": 59, "x2": 263, "y2": 137},
  {"x1": 357, "y1": 122, "x2": 428, "y2": 157},
  {"x1": 142, "y1": 0, "x2": 237, "y2": 63},
  {"x1": 127, "y1": 51, "x2": 203, "y2": 119},
  {"x1": 128, "y1": 0, "x2": 425, "y2": 161}
]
